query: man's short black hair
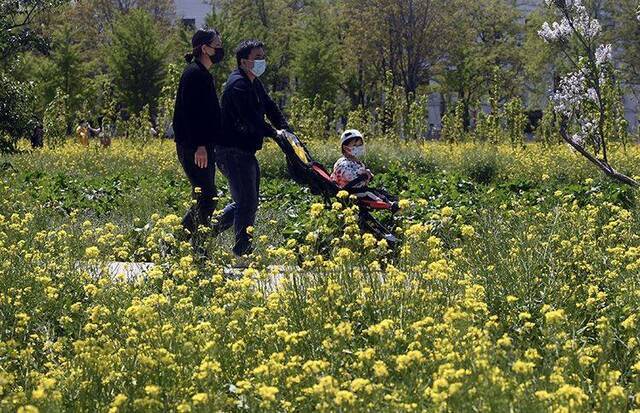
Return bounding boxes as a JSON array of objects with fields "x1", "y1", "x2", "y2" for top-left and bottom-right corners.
[{"x1": 235, "y1": 39, "x2": 265, "y2": 67}]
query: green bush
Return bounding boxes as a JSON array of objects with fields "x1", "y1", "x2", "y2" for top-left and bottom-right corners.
[
  {"x1": 461, "y1": 145, "x2": 501, "y2": 184},
  {"x1": 43, "y1": 89, "x2": 69, "y2": 148}
]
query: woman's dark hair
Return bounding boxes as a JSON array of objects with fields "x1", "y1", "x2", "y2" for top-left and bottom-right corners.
[
  {"x1": 235, "y1": 39, "x2": 265, "y2": 67},
  {"x1": 185, "y1": 28, "x2": 219, "y2": 63}
]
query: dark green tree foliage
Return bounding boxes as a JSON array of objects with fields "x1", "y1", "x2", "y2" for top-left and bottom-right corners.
[
  {"x1": 208, "y1": 0, "x2": 304, "y2": 102},
  {"x1": 34, "y1": 24, "x2": 87, "y2": 130},
  {"x1": 0, "y1": 0, "x2": 64, "y2": 63},
  {"x1": 0, "y1": 73, "x2": 35, "y2": 151},
  {"x1": 291, "y1": 3, "x2": 339, "y2": 103},
  {"x1": 1, "y1": 0, "x2": 67, "y2": 150},
  {"x1": 440, "y1": 0, "x2": 524, "y2": 130},
  {"x1": 108, "y1": 9, "x2": 166, "y2": 116},
  {"x1": 605, "y1": 0, "x2": 640, "y2": 88},
  {"x1": 342, "y1": 0, "x2": 448, "y2": 101}
]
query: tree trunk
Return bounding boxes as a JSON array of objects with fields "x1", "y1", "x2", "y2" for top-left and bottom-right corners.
[{"x1": 559, "y1": 125, "x2": 639, "y2": 187}]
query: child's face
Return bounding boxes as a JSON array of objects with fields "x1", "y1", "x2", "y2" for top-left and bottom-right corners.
[{"x1": 344, "y1": 137, "x2": 363, "y2": 151}]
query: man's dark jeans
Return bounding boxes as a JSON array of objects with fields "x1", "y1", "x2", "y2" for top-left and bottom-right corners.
[
  {"x1": 176, "y1": 143, "x2": 217, "y2": 238},
  {"x1": 214, "y1": 146, "x2": 260, "y2": 256}
]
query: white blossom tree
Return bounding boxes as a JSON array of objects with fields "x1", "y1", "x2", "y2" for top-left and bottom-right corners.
[{"x1": 539, "y1": 0, "x2": 639, "y2": 187}]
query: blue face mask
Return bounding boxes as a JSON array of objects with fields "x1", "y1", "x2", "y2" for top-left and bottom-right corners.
[
  {"x1": 349, "y1": 145, "x2": 365, "y2": 158},
  {"x1": 250, "y1": 59, "x2": 267, "y2": 77}
]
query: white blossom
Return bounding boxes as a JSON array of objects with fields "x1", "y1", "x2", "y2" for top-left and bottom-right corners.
[
  {"x1": 572, "y1": 3, "x2": 601, "y2": 39},
  {"x1": 571, "y1": 134, "x2": 584, "y2": 147},
  {"x1": 542, "y1": 0, "x2": 614, "y2": 155},
  {"x1": 578, "y1": 119, "x2": 598, "y2": 140},
  {"x1": 595, "y1": 44, "x2": 612, "y2": 66},
  {"x1": 539, "y1": 0, "x2": 601, "y2": 43},
  {"x1": 538, "y1": 20, "x2": 572, "y2": 42},
  {"x1": 550, "y1": 70, "x2": 587, "y2": 117}
]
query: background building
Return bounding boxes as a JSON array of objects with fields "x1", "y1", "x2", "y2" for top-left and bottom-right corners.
[
  {"x1": 174, "y1": 0, "x2": 210, "y2": 28},
  {"x1": 427, "y1": 0, "x2": 639, "y2": 133}
]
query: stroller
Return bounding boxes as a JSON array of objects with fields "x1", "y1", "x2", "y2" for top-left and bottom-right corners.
[{"x1": 273, "y1": 131, "x2": 400, "y2": 244}]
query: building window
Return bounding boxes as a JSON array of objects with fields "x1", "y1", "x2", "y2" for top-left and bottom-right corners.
[{"x1": 182, "y1": 18, "x2": 196, "y2": 29}]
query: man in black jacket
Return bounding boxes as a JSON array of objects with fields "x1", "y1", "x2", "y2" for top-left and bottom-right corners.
[
  {"x1": 215, "y1": 39, "x2": 290, "y2": 257},
  {"x1": 173, "y1": 29, "x2": 225, "y2": 247}
]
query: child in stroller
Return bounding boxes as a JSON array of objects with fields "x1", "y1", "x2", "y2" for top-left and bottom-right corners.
[
  {"x1": 273, "y1": 130, "x2": 399, "y2": 244},
  {"x1": 331, "y1": 129, "x2": 387, "y2": 204}
]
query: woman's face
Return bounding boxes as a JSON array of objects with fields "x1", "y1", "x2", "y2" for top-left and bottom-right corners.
[{"x1": 202, "y1": 34, "x2": 223, "y2": 57}]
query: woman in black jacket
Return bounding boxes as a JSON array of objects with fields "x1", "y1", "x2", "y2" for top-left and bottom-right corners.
[{"x1": 173, "y1": 28, "x2": 225, "y2": 247}]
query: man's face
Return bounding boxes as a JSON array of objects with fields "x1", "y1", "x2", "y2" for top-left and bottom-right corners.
[{"x1": 244, "y1": 47, "x2": 265, "y2": 70}]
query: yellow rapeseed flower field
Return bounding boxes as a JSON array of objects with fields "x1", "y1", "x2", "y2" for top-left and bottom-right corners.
[{"x1": 0, "y1": 139, "x2": 640, "y2": 411}]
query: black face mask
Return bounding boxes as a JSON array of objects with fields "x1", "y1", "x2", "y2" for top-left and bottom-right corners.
[{"x1": 210, "y1": 47, "x2": 224, "y2": 64}]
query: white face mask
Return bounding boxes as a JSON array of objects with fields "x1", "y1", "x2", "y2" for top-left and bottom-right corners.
[
  {"x1": 250, "y1": 59, "x2": 266, "y2": 77},
  {"x1": 349, "y1": 145, "x2": 365, "y2": 158}
]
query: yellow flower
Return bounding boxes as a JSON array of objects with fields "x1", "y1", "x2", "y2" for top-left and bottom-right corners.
[
  {"x1": 84, "y1": 246, "x2": 100, "y2": 258},
  {"x1": 398, "y1": 199, "x2": 410, "y2": 209},
  {"x1": 363, "y1": 233, "x2": 377, "y2": 248},
  {"x1": 524, "y1": 348, "x2": 540, "y2": 360},
  {"x1": 545, "y1": 309, "x2": 565, "y2": 324},
  {"x1": 179, "y1": 255, "x2": 193, "y2": 267},
  {"x1": 535, "y1": 390, "x2": 552, "y2": 400},
  {"x1": 518, "y1": 312, "x2": 531, "y2": 320},
  {"x1": 334, "y1": 390, "x2": 356, "y2": 406},
  {"x1": 441, "y1": 206, "x2": 454, "y2": 217},
  {"x1": 176, "y1": 403, "x2": 192, "y2": 413},
  {"x1": 350, "y1": 378, "x2": 371, "y2": 393},
  {"x1": 497, "y1": 334, "x2": 512, "y2": 347},
  {"x1": 145, "y1": 385, "x2": 161, "y2": 397},
  {"x1": 356, "y1": 348, "x2": 375, "y2": 361},
  {"x1": 337, "y1": 190, "x2": 349, "y2": 199},
  {"x1": 622, "y1": 314, "x2": 637, "y2": 330},
  {"x1": 396, "y1": 350, "x2": 425, "y2": 371},
  {"x1": 373, "y1": 361, "x2": 389, "y2": 378},
  {"x1": 111, "y1": 394, "x2": 128, "y2": 408},
  {"x1": 84, "y1": 284, "x2": 98, "y2": 297},
  {"x1": 512, "y1": 360, "x2": 535, "y2": 374},
  {"x1": 555, "y1": 384, "x2": 588, "y2": 405},
  {"x1": 366, "y1": 319, "x2": 394, "y2": 336},
  {"x1": 305, "y1": 232, "x2": 318, "y2": 243},
  {"x1": 192, "y1": 393, "x2": 209, "y2": 404},
  {"x1": 31, "y1": 388, "x2": 46, "y2": 400},
  {"x1": 461, "y1": 224, "x2": 475, "y2": 237},
  {"x1": 607, "y1": 386, "x2": 625, "y2": 400},
  {"x1": 336, "y1": 321, "x2": 354, "y2": 338},
  {"x1": 257, "y1": 385, "x2": 279, "y2": 402}
]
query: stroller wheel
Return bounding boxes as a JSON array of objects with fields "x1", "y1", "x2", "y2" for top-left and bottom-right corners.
[{"x1": 359, "y1": 210, "x2": 400, "y2": 246}]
